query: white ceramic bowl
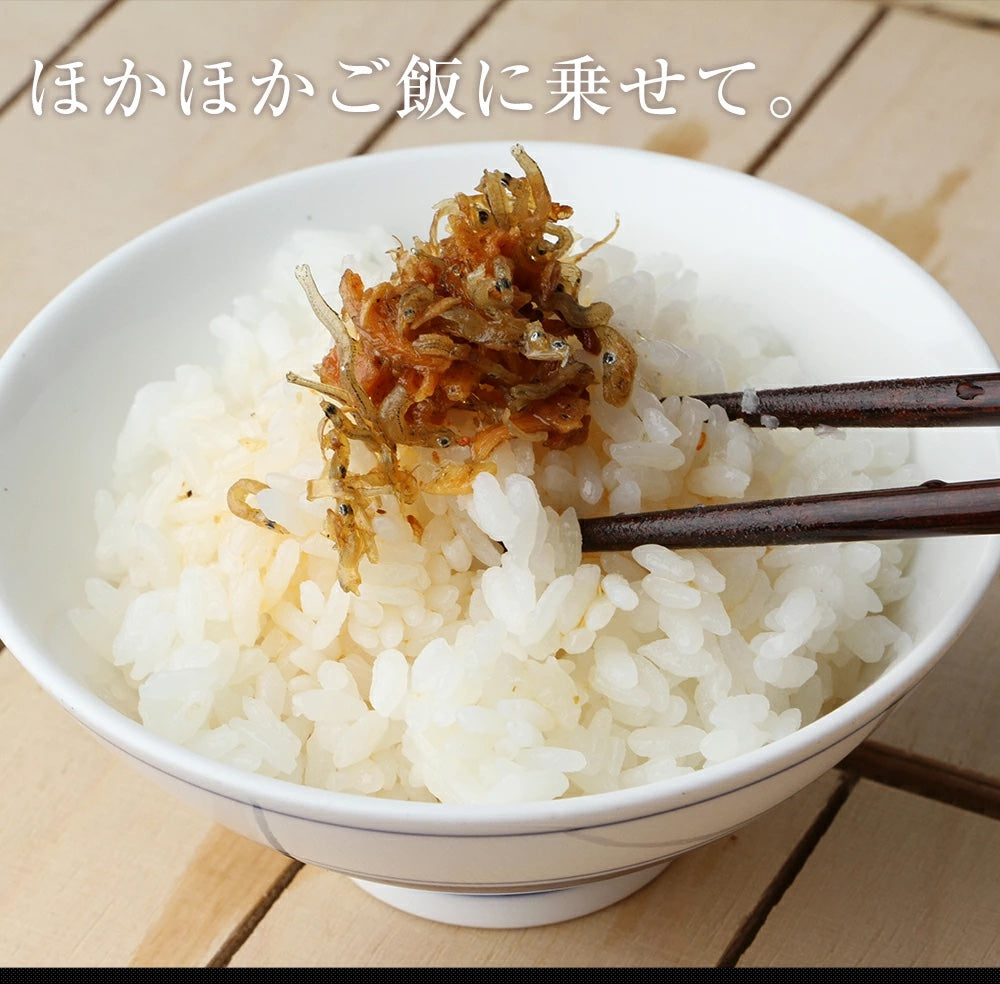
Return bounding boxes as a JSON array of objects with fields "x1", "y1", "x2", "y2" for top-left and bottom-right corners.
[{"x1": 1, "y1": 142, "x2": 998, "y2": 929}]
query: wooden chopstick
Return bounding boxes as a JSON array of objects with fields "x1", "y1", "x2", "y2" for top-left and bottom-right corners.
[
  {"x1": 578, "y1": 478, "x2": 1000, "y2": 553},
  {"x1": 691, "y1": 372, "x2": 1000, "y2": 428},
  {"x1": 578, "y1": 374, "x2": 1000, "y2": 553}
]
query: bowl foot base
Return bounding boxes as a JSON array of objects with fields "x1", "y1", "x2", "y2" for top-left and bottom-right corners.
[{"x1": 351, "y1": 862, "x2": 670, "y2": 928}]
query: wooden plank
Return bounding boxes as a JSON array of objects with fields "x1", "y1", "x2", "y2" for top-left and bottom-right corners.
[
  {"x1": 756, "y1": 8, "x2": 1000, "y2": 783},
  {"x1": 867, "y1": 575, "x2": 1000, "y2": 780},
  {"x1": 373, "y1": 0, "x2": 880, "y2": 171},
  {"x1": 758, "y1": 7, "x2": 1000, "y2": 354},
  {"x1": 0, "y1": 0, "x2": 493, "y2": 355},
  {"x1": 0, "y1": 652, "x2": 294, "y2": 967},
  {"x1": 0, "y1": 1, "x2": 106, "y2": 105},
  {"x1": 739, "y1": 780, "x2": 1000, "y2": 966},
  {"x1": 229, "y1": 772, "x2": 842, "y2": 967}
]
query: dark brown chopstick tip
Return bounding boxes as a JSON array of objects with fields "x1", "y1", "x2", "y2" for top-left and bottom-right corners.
[
  {"x1": 689, "y1": 371, "x2": 1000, "y2": 429},
  {"x1": 579, "y1": 478, "x2": 1000, "y2": 554}
]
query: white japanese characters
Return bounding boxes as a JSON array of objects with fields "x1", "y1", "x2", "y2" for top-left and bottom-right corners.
[{"x1": 30, "y1": 55, "x2": 789, "y2": 120}]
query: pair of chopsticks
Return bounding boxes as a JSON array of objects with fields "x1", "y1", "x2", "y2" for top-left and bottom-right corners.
[{"x1": 579, "y1": 372, "x2": 1000, "y2": 553}]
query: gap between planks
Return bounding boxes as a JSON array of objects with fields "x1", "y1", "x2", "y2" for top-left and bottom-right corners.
[
  {"x1": 889, "y1": 0, "x2": 1000, "y2": 31},
  {"x1": 715, "y1": 746, "x2": 1000, "y2": 964},
  {"x1": 353, "y1": 0, "x2": 508, "y2": 157},
  {"x1": 0, "y1": 0, "x2": 121, "y2": 119},
  {"x1": 206, "y1": 860, "x2": 305, "y2": 968},
  {"x1": 745, "y1": 3, "x2": 889, "y2": 176},
  {"x1": 843, "y1": 740, "x2": 1000, "y2": 821},
  {"x1": 716, "y1": 769, "x2": 859, "y2": 967}
]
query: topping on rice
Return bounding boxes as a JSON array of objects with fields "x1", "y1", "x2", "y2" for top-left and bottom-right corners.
[{"x1": 230, "y1": 146, "x2": 635, "y2": 593}]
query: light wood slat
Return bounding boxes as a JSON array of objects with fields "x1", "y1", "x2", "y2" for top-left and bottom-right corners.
[
  {"x1": 0, "y1": 0, "x2": 493, "y2": 356},
  {"x1": 0, "y1": 1, "x2": 106, "y2": 105},
  {"x1": 868, "y1": 575, "x2": 1000, "y2": 779},
  {"x1": 756, "y1": 8, "x2": 1000, "y2": 783},
  {"x1": 373, "y1": 0, "x2": 879, "y2": 169},
  {"x1": 758, "y1": 7, "x2": 1000, "y2": 354},
  {"x1": 0, "y1": 652, "x2": 293, "y2": 967},
  {"x1": 229, "y1": 772, "x2": 841, "y2": 967},
  {"x1": 740, "y1": 779, "x2": 1000, "y2": 966}
]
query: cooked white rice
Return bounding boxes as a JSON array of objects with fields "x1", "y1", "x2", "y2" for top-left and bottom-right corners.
[{"x1": 70, "y1": 227, "x2": 916, "y2": 804}]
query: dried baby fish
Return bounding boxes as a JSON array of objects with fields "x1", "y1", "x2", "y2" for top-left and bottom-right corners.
[
  {"x1": 227, "y1": 479, "x2": 289, "y2": 535},
  {"x1": 229, "y1": 145, "x2": 636, "y2": 592}
]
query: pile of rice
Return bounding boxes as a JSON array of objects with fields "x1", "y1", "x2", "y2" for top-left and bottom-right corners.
[{"x1": 70, "y1": 227, "x2": 916, "y2": 804}]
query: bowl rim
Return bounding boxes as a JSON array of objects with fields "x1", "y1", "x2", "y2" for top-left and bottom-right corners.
[{"x1": 3, "y1": 138, "x2": 999, "y2": 834}]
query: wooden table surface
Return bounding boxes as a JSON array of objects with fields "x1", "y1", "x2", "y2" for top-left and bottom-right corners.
[{"x1": 3, "y1": 0, "x2": 1000, "y2": 967}]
